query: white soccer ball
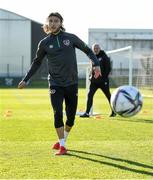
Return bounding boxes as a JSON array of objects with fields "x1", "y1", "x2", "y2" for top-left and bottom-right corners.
[{"x1": 110, "y1": 85, "x2": 143, "y2": 117}]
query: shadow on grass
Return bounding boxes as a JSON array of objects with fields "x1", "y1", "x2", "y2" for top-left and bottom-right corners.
[
  {"x1": 114, "y1": 117, "x2": 153, "y2": 124},
  {"x1": 68, "y1": 149, "x2": 153, "y2": 177},
  {"x1": 78, "y1": 113, "x2": 153, "y2": 124}
]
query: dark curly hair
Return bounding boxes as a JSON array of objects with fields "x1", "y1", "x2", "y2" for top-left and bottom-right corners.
[{"x1": 43, "y1": 12, "x2": 65, "y2": 34}]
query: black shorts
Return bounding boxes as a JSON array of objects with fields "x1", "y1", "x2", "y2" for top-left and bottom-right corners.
[{"x1": 49, "y1": 84, "x2": 78, "y2": 128}]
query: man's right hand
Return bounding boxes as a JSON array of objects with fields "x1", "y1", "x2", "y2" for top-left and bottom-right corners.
[
  {"x1": 93, "y1": 66, "x2": 102, "y2": 79},
  {"x1": 18, "y1": 81, "x2": 26, "y2": 89}
]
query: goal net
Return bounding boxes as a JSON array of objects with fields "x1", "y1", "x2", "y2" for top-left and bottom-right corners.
[
  {"x1": 134, "y1": 52, "x2": 153, "y2": 90},
  {"x1": 107, "y1": 46, "x2": 153, "y2": 90}
]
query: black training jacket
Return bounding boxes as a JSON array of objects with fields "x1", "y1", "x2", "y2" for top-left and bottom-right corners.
[
  {"x1": 90, "y1": 50, "x2": 111, "y2": 83},
  {"x1": 23, "y1": 31, "x2": 99, "y2": 87}
]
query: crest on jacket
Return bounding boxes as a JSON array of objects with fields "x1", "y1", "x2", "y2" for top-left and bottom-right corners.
[{"x1": 63, "y1": 39, "x2": 70, "y2": 46}]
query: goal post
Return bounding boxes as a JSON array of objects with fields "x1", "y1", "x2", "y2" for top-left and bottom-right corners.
[
  {"x1": 107, "y1": 46, "x2": 133, "y2": 86},
  {"x1": 77, "y1": 46, "x2": 133, "y2": 116},
  {"x1": 77, "y1": 45, "x2": 133, "y2": 88}
]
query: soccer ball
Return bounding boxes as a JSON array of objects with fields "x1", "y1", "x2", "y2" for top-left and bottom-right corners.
[{"x1": 110, "y1": 85, "x2": 143, "y2": 117}]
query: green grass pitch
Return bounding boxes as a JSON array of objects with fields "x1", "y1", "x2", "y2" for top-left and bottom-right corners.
[{"x1": 0, "y1": 88, "x2": 153, "y2": 179}]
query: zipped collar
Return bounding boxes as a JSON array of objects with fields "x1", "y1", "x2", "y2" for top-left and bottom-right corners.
[
  {"x1": 49, "y1": 30, "x2": 62, "y2": 48},
  {"x1": 50, "y1": 30, "x2": 63, "y2": 36}
]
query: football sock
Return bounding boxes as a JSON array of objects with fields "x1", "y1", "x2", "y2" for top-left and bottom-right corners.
[
  {"x1": 59, "y1": 138, "x2": 65, "y2": 147},
  {"x1": 64, "y1": 130, "x2": 69, "y2": 142}
]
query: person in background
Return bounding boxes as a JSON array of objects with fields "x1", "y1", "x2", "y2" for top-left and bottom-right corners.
[
  {"x1": 18, "y1": 13, "x2": 101, "y2": 155},
  {"x1": 80, "y1": 43, "x2": 116, "y2": 118}
]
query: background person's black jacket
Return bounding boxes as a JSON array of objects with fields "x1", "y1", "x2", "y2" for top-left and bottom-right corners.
[{"x1": 90, "y1": 50, "x2": 111, "y2": 84}]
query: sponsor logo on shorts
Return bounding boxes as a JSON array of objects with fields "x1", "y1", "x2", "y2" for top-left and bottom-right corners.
[
  {"x1": 50, "y1": 89, "x2": 56, "y2": 94},
  {"x1": 49, "y1": 45, "x2": 53, "y2": 48}
]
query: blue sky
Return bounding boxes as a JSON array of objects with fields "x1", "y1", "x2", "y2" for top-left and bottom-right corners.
[{"x1": 1, "y1": 0, "x2": 153, "y2": 42}]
